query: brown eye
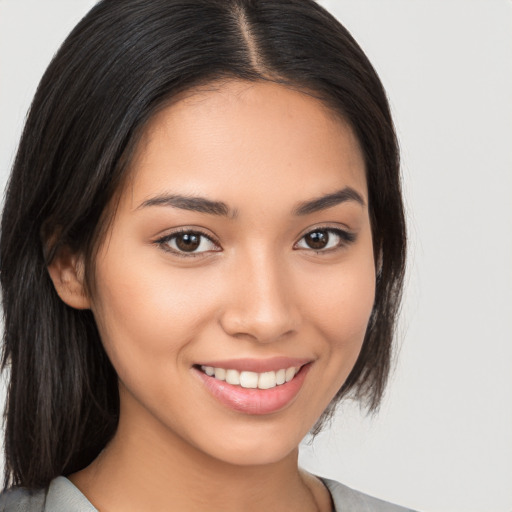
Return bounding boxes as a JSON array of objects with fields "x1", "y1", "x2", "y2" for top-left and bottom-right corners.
[
  {"x1": 175, "y1": 232, "x2": 201, "y2": 252},
  {"x1": 304, "y1": 230, "x2": 329, "y2": 249},
  {"x1": 295, "y1": 228, "x2": 356, "y2": 252},
  {"x1": 158, "y1": 230, "x2": 219, "y2": 256}
]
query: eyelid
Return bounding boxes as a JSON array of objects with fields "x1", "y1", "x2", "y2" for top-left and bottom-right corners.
[
  {"x1": 154, "y1": 227, "x2": 221, "y2": 257},
  {"x1": 294, "y1": 225, "x2": 357, "y2": 251}
]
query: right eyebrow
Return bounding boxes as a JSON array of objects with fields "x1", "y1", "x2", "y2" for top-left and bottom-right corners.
[{"x1": 137, "y1": 194, "x2": 236, "y2": 217}]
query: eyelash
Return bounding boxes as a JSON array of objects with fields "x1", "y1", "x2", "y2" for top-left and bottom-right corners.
[
  {"x1": 294, "y1": 227, "x2": 356, "y2": 253},
  {"x1": 155, "y1": 228, "x2": 220, "y2": 258},
  {"x1": 155, "y1": 226, "x2": 356, "y2": 258}
]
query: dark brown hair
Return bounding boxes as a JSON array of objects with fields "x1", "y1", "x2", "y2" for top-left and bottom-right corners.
[{"x1": 0, "y1": 0, "x2": 406, "y2": 489}]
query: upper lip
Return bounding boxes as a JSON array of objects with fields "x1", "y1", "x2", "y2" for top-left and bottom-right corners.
[{"x1": 194, "y1": 356, "x2": 312, "y2": 373}]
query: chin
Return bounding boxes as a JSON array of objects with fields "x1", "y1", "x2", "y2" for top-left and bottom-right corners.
[
  {"x1": 183, "y1": 413, "x2": 316, "y2": 468},
  {"x1": 205, "y1": 434, "x2": 300, "y2": 467}
]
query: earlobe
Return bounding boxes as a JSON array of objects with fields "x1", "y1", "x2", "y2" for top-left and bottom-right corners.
[{"x1": 47, "y1": 246, "x2": 91, "y2": 310}]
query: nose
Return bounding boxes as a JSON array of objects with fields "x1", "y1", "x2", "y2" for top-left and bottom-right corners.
[{"x1": 218, "y1": 249, "x2": 300, "y2": 343}]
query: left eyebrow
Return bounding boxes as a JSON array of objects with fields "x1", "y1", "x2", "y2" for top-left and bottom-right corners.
[{"x1": 293, "y1": 186, "x2": 366, "y2": 216}]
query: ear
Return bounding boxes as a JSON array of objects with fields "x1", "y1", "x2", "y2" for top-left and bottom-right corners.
[{"x1": 47, "y1": 245, "x2": 91, "y2": 310}]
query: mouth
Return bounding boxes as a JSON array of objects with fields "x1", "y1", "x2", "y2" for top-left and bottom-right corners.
[
  {"x1": 193, "y1": 359, "x2": 312, "y2": 415},
  {"x1": 197, "y1": 365, "x2": 301, "y2": 390}
]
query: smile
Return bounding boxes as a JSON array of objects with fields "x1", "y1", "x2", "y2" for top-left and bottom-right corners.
[
  {"x1": 200, "y1": 365, "x2": 300, "y2": 389},
  {"x1": 194, "y1": 359, "x2": 312, "y2": 415}
]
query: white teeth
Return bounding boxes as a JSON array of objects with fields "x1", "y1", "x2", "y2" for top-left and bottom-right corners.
[
  {"x1": 240, "y1": 371, "x2": 258, "y2": 389},
  {"x1": 285, "y1": 367, "x2": 296, "y2": 383},
  {"x1": 200, "y1": 365, "x2": 301, "y2": 389},
  {"x1": 258, "y1": 371, "x2": 276, "y2": 389},
  {"x1": 276, "y1": 368, "x2": 286, "y2": 385},
  {"x1": 225, "y1": 369, "x2": 240, "y2": 385},
  {"x1": 214, "y1": 367, "x2": 226, "y2": 380},
  {"x1": 203, "y1": 366, "x2": 215, "y2": 376}
]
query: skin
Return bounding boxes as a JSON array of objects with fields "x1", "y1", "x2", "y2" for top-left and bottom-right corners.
[{"x1": 49, "y1": 80, "x2": 375, "y2": 512}]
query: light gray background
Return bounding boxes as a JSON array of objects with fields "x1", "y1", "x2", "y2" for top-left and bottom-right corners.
[{"x1": 1, "y1": 1, "x2": 511, "y2": 511}]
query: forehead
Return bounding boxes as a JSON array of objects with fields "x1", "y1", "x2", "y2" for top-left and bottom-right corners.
[{"x1": 124, "y1": 80, "x2": 367, "y2": 209}]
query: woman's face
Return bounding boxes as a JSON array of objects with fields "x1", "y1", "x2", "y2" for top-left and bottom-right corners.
[{"x1": 89, "y1": 80, "x2": 375, "y2": 466}]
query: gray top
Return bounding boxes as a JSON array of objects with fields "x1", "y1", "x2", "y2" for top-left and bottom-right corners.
[{"x1": 0, "y1": 476, "x2": 417, "y2": 511}]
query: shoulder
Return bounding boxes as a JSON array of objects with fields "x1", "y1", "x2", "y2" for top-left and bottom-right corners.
[
  {"x1": 0, "y1": 486, "x2": 46, "y2": 512},
  {"x1": 321, "y1": 478, "x2": 419, "y2": 512},
  {"x1": 0, "y1": 477, "x2": 96, "y2": 512}
]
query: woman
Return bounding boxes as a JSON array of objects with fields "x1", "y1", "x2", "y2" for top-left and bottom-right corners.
[{"x1": 0, "y1": 0, "x2": 410, "y2": 510}]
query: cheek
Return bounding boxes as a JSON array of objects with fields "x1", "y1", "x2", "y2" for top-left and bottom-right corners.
[
  {"x1": 303, "y1": 257, "x2": 376, "y2": 345},
  {"x1": 89, "y1": 252, "x2": 219, "y2": 378},
  {"x1": 299, "y1": 251, "x2": 376, "y2": 392}
]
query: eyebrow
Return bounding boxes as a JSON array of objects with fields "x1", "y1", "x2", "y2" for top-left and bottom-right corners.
[
  {"x1": 138, "y1": 186, "x2": 365, "y2": 217},
  {"x1": 293, "y1": 186, "x2": 365, "y2": 215},
  {"x1": 138, "y1": 194, "x2": 234, "y2": 216}
]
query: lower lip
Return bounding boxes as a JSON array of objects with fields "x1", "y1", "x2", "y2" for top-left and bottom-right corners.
[{"x1": 194, "y1": 364, "x2": 311, "y2": 415}]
